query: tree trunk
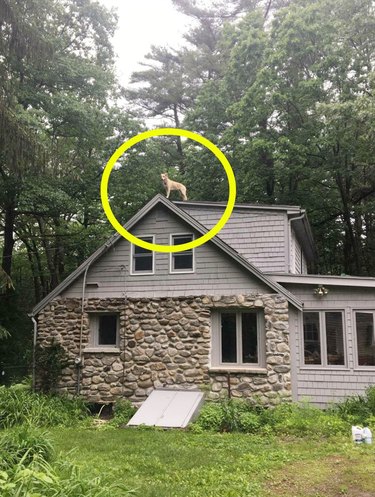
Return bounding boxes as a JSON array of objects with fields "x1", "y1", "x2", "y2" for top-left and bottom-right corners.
[
  {"x1": 23, "y1": 239, "x2": 41, "y2": 302},
  {"x1": 336, "y1": 173, "x2": 361, "y2": 275},
  {"x1": 1, "y1": 201, "x2": 16, "y2": 278},
  {"x1": 173, "y1": 104, "x2": 183, "y2": 157}
]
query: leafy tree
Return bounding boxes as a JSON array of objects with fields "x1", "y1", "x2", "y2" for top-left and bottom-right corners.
[
  {"x1": 0, "y1": 0, "x2": 118, "y2": 290},
  {"x1": 183, "y1": 0, "x2": 375, "y2": 275}
]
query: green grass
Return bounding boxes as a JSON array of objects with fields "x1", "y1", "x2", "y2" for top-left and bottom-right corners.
[{"x1": 50, "y1": 427, "x2": 375, "y2": 497}]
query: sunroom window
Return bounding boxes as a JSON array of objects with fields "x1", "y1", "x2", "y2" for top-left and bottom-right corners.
[
  {"x1": 303, "y1": 311, "x2": 345, "y2": 366},
  {"x1": 355, "y1": 312, "x2": 375, "y2": 366}
]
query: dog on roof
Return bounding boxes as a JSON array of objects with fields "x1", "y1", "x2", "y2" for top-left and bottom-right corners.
[{"x1": 161, "y1": 172, "x2": 188, "y2": 201}]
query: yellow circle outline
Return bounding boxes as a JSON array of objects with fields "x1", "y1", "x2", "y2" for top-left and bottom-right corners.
[{"x1": 100, "y1": 128, "x2": 236, "y2": 253}]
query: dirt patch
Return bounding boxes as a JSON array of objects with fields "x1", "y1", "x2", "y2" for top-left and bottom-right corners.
[{"x1": 264, "y1": 452, "x2": 375, "y2": 497}]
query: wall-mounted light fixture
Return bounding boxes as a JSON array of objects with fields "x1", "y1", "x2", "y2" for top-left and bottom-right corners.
[{"x1": 314, "y1": 285, "x2": 329, "y2": 297}]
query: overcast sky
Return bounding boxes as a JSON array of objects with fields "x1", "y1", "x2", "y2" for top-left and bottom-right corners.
[{"x1": 98, "y1": 0, "x2": 191, "y2": 87}]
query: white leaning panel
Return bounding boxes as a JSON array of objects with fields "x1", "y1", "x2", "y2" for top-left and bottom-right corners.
[{"x1": 127, "y1": 389, "x2": 204, "y2": 428}]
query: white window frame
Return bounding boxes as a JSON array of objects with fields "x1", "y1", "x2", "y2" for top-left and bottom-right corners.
[
  {"x1": 130, "y1": 235, "x2": 155, "y2": 275},
  {"x1": 211, "y1": 310, "x2": 265, "y2": 369},
  {"x1": 302, "y1": 310, "x2": 346, "y2": 368},
  {"x1": 353, "y1": 310, "x2": 375, "y2": 369},
  {"x1": 88, "y1": 313, "x2": 119, "y2": 349},
  {"x1": 169, "y1": 233, "x2": 195, "y2": 274}
]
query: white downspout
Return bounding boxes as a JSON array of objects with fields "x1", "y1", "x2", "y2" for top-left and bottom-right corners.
[
  {"x1": 76, "y1": 261, "x2": 91, "y2": 396},
  {"x1": 31, "y1": 316, "x2": 37, "y2": 391}
]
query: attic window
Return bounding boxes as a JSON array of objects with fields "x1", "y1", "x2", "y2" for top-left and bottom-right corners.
[
  {"x1": 170, "y1": 234, "x2": 194, "y2": 273},
  {"x1": 131, "y1": 235, "x2": 154, "y2": 274}
]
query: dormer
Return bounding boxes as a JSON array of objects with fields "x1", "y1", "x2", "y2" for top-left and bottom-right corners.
[{"x1": 177, "y1": 201, "x2": 316, "y2": 274}]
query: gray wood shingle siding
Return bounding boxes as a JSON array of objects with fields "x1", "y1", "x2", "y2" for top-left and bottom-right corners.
[
  {"x1": 286, "y1": 283, "x2": 375, "y2": 407},
  {"x1": 178, "y1": 205, "x2": 288, "y2": 273},
  {"x1": 62, "y1": 205, "x2": 270, "y2": 299}
]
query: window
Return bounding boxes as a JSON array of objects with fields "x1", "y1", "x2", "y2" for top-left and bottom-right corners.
[
  {"x1": 212, "y1": 311, "x2": 264, "y2": 367},
  {"x1": 90, "y1": 314, "x2": 119, "y2": 347},
  {"x1": 131, "y1": 235, "x2": 154, "y2": 274},
  {"x1": 303, "y1": 311, "x2": 345, "y2": 366},
  {"x1": 170, "y1": 234, "x2": 194, "y2": 272},
  {"x1": 355, "y1": 312, "x2": 375, "y2": 366}
]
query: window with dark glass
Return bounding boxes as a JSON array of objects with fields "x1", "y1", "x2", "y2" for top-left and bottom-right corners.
[
  {"x1": 303, "y1": 311, "x2": 345, "y2": 366},
  {"x1": 355, "y1": 312, "x2": 375, "y2": 366},
  {"x1": 98, "y1": 315, "x2": 118, "y2": 345},
  {"x1": 132, "y1": 236, "x2": 153, "y2": 273},
  {"x1": 221, "y1": 313, "x2": 237, "y2": 363},
  {"x1": 171, "y1": 234, "x2": 193, "y2": 271},
  {"x1": 326, "y1": 312, "x2": 345, "y2": 365},
  {"x1": 90, "y1": 314, "x2": 118, "y2": 347},
  {"x1": 221, "y1": 311, "x2": 259, "y2": 365},
  {"x1": 303, "y1": 312, "x2": 321, "y2": 364}
]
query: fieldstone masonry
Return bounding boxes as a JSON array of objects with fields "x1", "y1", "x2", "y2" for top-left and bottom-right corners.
[{"x1": 36, "y1": 293, "x2": 292, "y2": 406}]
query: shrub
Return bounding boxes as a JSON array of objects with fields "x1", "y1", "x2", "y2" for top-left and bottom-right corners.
[
  {"x1": 193, "y1": 402, "x2": 224, "y2": 431},
  {"x1": 238, "y1": 411, "x2": 261, "y2": 433},
  {"x1": 109, "y1": 399, "x2": 137, "y2": 427},
  {"x1": 35, "y1": 341, "x2": 69, "y2": 393},
  {"x1": 365, "y1": 385, "x2": 375, "y2": 413},
  {"x1": 0, "y1": 385, "x2": 89, "y2": 428},
  {"x1": 192, "y1": 399, "x2": 262, "y2": 433},
  {"x1": 193, "y1": 398, "x2": 349, "y2": 437},
  {"x1": 260, "y1": 402, "x2": 348, "y2": 437},
  {"x1": 329, "y1": 386, "x2": 375, "y2": 425}
]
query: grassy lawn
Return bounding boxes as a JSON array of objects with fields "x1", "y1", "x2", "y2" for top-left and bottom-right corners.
[{"x1": 51, "y1": 428, "x2": 375, "y2": 497}]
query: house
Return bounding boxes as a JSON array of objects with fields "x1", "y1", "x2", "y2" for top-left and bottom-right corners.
[{"x1": 31, "y1": 194, "x2": 375, "y2": 407}]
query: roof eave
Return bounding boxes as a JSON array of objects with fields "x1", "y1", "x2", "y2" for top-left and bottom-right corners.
[{"x1": 266, "y1": 273, "x2": 375, "y2": 288}]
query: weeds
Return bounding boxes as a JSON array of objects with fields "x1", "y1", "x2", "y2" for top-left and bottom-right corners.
[
  {"x1": 192, "y1": 387, "x2": 375, "y2": 436},
  {"x1": 0, "y1": 451, "x2": 132, "y2": 496},
  {"x1": 0, "y1": 427, "x2": 133, "y2": 496},
  {"x1": 109, "y1": 399, "x2": 137, "y2": 427},
  {"x1": 0, "y1": 384, "x2": 89, "y2": 428},
  {"x1": 0, "y1": 427, "x2": 54, "y2": 468}
]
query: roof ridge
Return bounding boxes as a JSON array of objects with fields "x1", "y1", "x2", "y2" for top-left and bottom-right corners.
[{"x1": 174, "y1": 200, "x2": 302, "y2": 210}]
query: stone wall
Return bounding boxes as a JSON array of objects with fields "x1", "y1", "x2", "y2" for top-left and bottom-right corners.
[{"x1": 36, "y1": 293, "x2": 292, "y2": 406}]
